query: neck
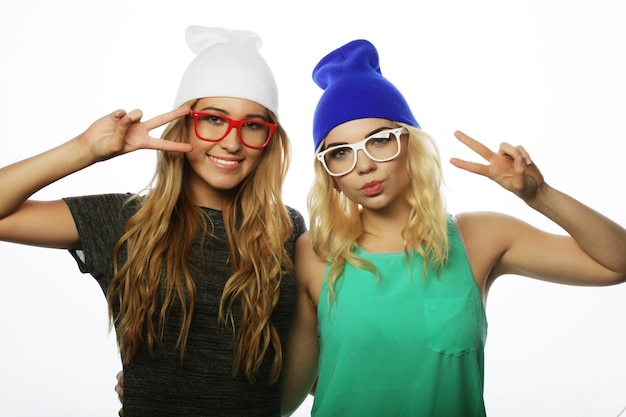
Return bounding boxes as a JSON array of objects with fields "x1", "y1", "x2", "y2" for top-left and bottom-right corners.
[
  {"x1": 358, "y1": 202, "x2": 412, "y2": 252},
  {"x1": 190, "y1": 184, "x2": 232, "y2": 211}
]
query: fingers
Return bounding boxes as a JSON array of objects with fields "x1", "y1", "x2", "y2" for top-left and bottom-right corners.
[
  {"x1": 140, "y1": 106, "x2": 192, "y2": 153},
  {"x1": 451, "y1": 132, "x2": 528, "y2": 180},
  {"x1": 450, "y1": 131, "x2": 492, "y2": 177},
  {"x1": 454, "y1": 130, "x2": 495, "y2": 161},
  {"x1": 141, "y1": 105, "x2": 190, "y2": 131},
  {"x1": 115, "y1": 109, "x2": 143, "y2": 129},
  {"x1": 111, "y1": 106, "x2": 188, "y2": 132},
  {"x1": 451, "y1": 130, "x2": 541, "y2": 198},
  {"x1": 115, "y1": 370, "x2": 124, "y2": 416},
  {"x1": 115, "y1": 385, "x2": 123, "y2": 400},
  {"x1": 109, "y1": 109, "x2": 141, "y2": 142},
  {"x1": 115, "y1": 370, "x2": 124, "y2": 400},
  {"x1": 511, "y1": 153, "x2": 528, "y2": 191},
  {"x1": 118, "y1": 106, "x2": 193, "y2": 153},
  {"x1": 104, "y1": 110, "x2": 141, "y2": 153},
  {"x1": 453, "y1": 131, "x2": 533, "y2": 169},
  {"x1": 126, "y1": 109, "x2": 144, "y2": 123},
  {"x1": 449, "y1": 156, "x2": 490, "y2": 177},
  {"x1": 498, "y1": 142, "x2": 533, "y2": 191},
  {"x1": 111, "y1": 110, "x2": 127, "y2": 121},
  {"x1": 149, "y1": 139, "x2": 193, "y2": 153},
  {"x1": 499, "y1": 142, "x2": 532, "y2": 165}
]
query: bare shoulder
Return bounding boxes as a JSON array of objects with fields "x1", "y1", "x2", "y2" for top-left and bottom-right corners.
[
  {"x1": 294, "y1": 231, "x2": 327, "y2": 304},
  {"x1": 453, "y1": 211, "x2": 538, "y2": 294},
  {"x1": 455, "y1": 210, "x2": 543, "y2": 250},
  {"x1": 294, "y1": 230, "x2": 315, "y2": 257},
  {"x1": 455, "y1": 210, "x2": 525, "y2": 230},
  {"x1": 455, "y1": 210, "x2": 539, "y2": 242},
  {"x1": 295, "y1": 231, "x2": 327, "y2": 272}
]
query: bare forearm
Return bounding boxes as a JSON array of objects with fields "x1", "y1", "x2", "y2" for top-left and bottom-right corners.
[
  {"x1": 527, "y1": 183, "x2": 626, "y2": 273},
  {"x1": 0, "y1": 137, "x2": 94, "y2": 218}
]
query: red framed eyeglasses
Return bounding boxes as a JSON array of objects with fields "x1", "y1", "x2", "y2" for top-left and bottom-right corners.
[{"x1": 189, "y1": 111, "x2": 277, "y2": 149}]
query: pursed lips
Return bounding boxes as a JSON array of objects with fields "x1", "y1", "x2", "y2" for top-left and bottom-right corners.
[{"x1": 361, "y1": 180, "x2": 384, "y2": 196}]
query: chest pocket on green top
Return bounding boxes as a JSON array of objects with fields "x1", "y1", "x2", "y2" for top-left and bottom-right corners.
[{"x1": 424, "y1": 297, "x2": 478, "y2": 357}]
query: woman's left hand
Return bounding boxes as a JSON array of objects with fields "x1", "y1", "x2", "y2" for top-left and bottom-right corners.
[
  {"x1": 449, "y1": 130, "x2": 544, "y2": 201},
  {"x1": 115, "y1": 370, "x2": 124, "y2": 416}
]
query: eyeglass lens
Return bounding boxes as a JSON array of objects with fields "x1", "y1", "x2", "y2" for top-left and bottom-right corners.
[
  {"x1": 195, "y1": 114, "x2": 271, "y2": 148},
  {"x1": 322, "y1": 130, "x2": 401, "y2": 175}
]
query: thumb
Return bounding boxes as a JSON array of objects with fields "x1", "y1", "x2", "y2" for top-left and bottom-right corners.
[{"x1": 512, "y1": 154, "x2": 529, "y2": 192}]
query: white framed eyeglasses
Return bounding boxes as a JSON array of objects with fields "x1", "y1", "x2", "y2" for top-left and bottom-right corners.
[{"x1": 316, "y1": 127, "x2": 407, "y2": 176}]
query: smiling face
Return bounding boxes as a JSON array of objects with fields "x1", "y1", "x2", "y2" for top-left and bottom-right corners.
[
  {"x1": 321, "y1": 117, "x2": 411, "y2": 214},
  {"x1": 185, "y1": 97, "x2": 271, "y2": 209}
]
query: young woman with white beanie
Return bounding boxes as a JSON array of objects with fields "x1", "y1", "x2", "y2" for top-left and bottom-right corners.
[{"x1": 0, "y1": 25, "x2": 305, "y2": 417}]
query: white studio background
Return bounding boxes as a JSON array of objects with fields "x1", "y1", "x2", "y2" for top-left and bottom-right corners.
[{"x1": 1, "y1": 1, "x2": 625, "y2": 416}]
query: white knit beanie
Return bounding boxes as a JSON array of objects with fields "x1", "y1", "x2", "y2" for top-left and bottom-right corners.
[{"x1": 173, "y1": 26, "x2": 279, "y2": 116}]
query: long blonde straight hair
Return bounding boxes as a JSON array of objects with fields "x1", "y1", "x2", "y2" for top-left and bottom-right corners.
[
  {"x1": 307, "y1": 124, "x2": 449, "y2": 301},
  {"x1": 107, "y1": 100, "x2": 293, "y2": 383}
]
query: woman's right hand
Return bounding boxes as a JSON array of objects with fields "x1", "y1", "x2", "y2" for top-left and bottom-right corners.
[
  {"x1": 0, "y1": 105, "x2": 194, "y2": 231},
  {"x1": 80, "y1": 106, "x2": 192, "y2": 162}
]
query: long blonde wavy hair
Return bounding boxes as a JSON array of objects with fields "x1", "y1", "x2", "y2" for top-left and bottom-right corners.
[
  {"x1": 106, "y1": 99, "x2": 293, "y2": 383},
  {"x1": 308, "y1": 123, "x2": 449, "y2": 301}
]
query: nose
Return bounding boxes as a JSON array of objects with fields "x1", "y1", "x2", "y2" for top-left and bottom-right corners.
[
  {"x1": 219, "y1": 126, "x2": 242, "y2": 152},
  {"x1": 354, "y1": 149, "x2": 376, "y2": 174}
]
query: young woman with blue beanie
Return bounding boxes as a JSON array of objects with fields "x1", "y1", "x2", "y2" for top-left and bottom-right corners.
[
  {"x1": 281, "y1": 39, "x2": 626, "y2": 416},
  {"x1": 0, "y1": 26, "x2": 305, "y2": 417}
]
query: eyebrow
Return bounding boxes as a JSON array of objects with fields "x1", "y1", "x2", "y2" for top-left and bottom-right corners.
[
  {"x1": 323, "y1": 126, "x2": 396, "y2": 150},
  {"x1": 196, "y1": 106, "x2": 270, "y2": 121}
]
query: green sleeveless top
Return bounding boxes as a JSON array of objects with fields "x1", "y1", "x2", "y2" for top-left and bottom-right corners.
[{"x1": 314, "y1": 216, "x2": 488, "y2": 417}]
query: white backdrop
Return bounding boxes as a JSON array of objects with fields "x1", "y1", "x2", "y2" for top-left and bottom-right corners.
[{"x1": 0, "y1": 1, "x2": 625, "y2": 416}]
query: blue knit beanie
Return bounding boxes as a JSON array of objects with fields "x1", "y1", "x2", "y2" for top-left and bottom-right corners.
[{"x1": 312, "y1": 39, "x2": 420, "y2": 151}]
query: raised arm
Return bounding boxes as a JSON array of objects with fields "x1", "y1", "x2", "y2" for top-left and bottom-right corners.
[
  {"x1": 0, "y1": 107, "x2": 191, "y2": 249},
  {"x1": 450, "y1": 131, "x2": 626, "y2": 292}
]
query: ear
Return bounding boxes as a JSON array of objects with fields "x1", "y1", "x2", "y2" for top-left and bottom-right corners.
[{"x1": 332, "y1": 179, "x2": 341, "y2": 192}]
